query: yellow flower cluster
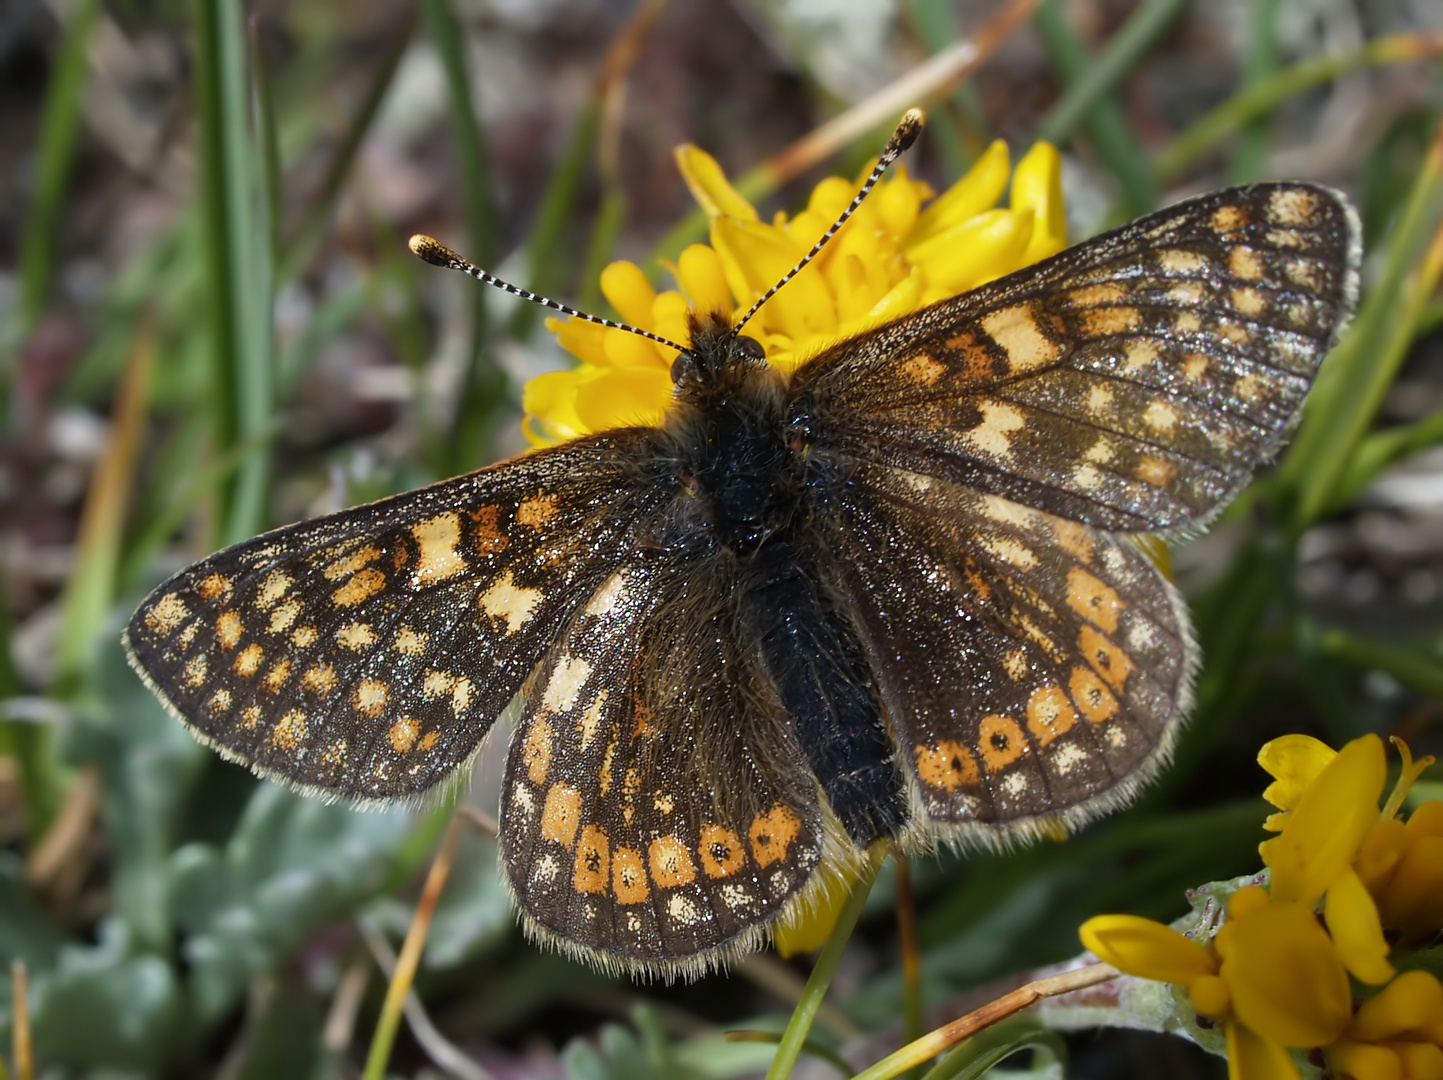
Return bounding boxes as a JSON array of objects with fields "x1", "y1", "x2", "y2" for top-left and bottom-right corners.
[
  {"x1": 523, "y1": 138, "x2": 1066, "y2": 447},
  {"x1": 1081, "y1": 734, "x2": 1443, "y2": 1080}
]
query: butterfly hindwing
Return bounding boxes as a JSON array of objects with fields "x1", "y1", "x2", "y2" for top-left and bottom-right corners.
[
  {"x1": 795, "y1": 183, "x2": 1358, "y2": 532},
  {"x1": 124, "y1": 432, "x2": 665, "y2": 799},
  {"x1": 500, "y1": 558, "x2": 825, "y2": 975},
  {"x1": 821, "y1": 460, "x2": 1191, "y2": 836}
]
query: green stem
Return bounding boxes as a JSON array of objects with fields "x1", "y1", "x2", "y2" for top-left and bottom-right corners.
[
  {"x1": 766, "y1": 844, "x2": 886, "y2": 1080},
  {"x1": 1227, "y1": 0, "x2": 1279, "y2": 183}
]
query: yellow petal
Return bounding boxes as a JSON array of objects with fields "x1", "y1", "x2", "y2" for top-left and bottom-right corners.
[
  {"x1": 520, "y1": 368, "x2": 588, "y2": 444},
  {"x1": 549, "y1": 315, "x2": 608, "y2": 366},
  {"x1": 711, "y1": 216, "x2": 836, "y2": 339},
  {"x1": 1381, "y1": 738, "x2": 1434, "y2": 820},
  {"x1": 908, "y1": 139, "x2": 1010, "y2": 247},
  {"x1": 602, "y1": 325, "x2": 665, "y2": 370},
  {"x1": 875, "y1": 172, "x2": 923, "y2": 241},
  {"x1": 1258, "y1": 734, "x2": 1338, "y2": 811},
  {"x1": 1378, "y1": 834, "x2": 1443, "y2": 939},
  {"x1": 1266, "y1": 734, "x2": 1387, "y2": 906},
  {"x1": 1350, "y1": 971, "x2": 1443, "y2": 1043},
  {"x1": 1404, "y1": 799, "x2": 1443, "y2": 840},
  {"x1": 1190, "y1": 974, "x2": 1231, "y2": 1019},
  {"x1": 1395, "y1": 1042, "x2": 1443, "y2": 1080},
  {"x1": 676, "y1": 244, "x2": 732, "y2": 317},
  {"x1": 912, "y1": 208, "x2": 1034, "y2": 296},
  {"x1": 865, "y1": 267, "x2": 924, "y2": 326},
  {"x1": 1358, "y1": 819, "x2": 1407, "y2": 896},
  {"x1": 650, "y1": 290, "x2": 691, "y2": 358},
  {"x1": 1328, "y1": 1039, "x2": 1403, "y2": 1080},
  {"x1": 599, "y1": 261, "x2": 657, "y2": 328},
  {"x1": 1324, "y1": 867, "x2": 1395, "y2": 986},
  {"x1": 1220, "y1": 898, "x2": 1353, "y2": 1048},
  {"x1": 1078, "y1": 914, "x2": 1216, "y2": 984},
  {"x1": 1227, "y1": 1021, "x2": 1301, "y2": 1080},
  {"x1": 1011, "y1": 141, "x2": 1067, "y2": 263},
  {"x1": 675, "y1": 144, "x2": 759, "y2": 222},
  {"x1": 572, "y1": 367, "x2": 672, "y2": 432}
]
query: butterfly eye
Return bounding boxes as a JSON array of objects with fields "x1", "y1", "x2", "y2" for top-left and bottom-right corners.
[
  {"x1": 670, "y1": 351, "x2": 695, "y2": 384},
  {"x1": 733, "y1": 336, "x2": 765, "y2": 364}
]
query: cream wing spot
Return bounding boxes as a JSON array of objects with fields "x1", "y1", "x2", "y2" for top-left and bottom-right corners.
[
  {"x1": 542, "y1": 656, "x2": 592, "y2": 714},
  {"x1": 411, "y1": 512, "x2": 467, "y2": 585},
  {"x1": 479, "y1": 572, "x2": 543, "y2": 634},
  {"x1": 965, "y1": 402, "x2": 1026, "y2": 460},
  {"x1": 146, "y1": 593, "x2": 190, "y2": 635},
  {"x1": 981, "y1": 305, "x2": 1063, "y2": 373}
]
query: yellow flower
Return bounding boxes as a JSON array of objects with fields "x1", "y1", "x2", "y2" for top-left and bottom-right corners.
[
  {"x1": 1082, "y1": 885, "x2": 1353, "y2": 1080},
  {"x1": 1327, "y1": 970, "x2": 1443, "y2": 1080},
  {"x1": 525, "y1": 138, "x2": 1067, "y2": 446}
]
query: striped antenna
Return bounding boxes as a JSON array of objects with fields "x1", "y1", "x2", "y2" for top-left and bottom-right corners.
[
  {"x1": 731, "y1": 108, "x2": 927, "y2": 339},
  {"x1": 407, "y1": 235, "x2": 690, "y2": 356}
]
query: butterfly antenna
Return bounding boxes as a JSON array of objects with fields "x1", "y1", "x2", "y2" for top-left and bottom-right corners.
[
  {"x1": 730, "y1": 107, "x2": 926, "y2": 339},
  {"x1": 407, "y1": 235, "x2": 691, "y2": 355}
]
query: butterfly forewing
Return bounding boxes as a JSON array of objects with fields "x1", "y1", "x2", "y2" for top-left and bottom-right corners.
[
  {"x1": 125, "y1": 432, "x2": 665, "y2": 798},
  {"x1": 795, "y1": 183, "x2": 1358, "y2": 532},
  {"x1": 501, "y1": 558, "x2": 824, "y2": 975},
  {"x1": 821, "y1": 461, "x2": 1190, "y2": 836}
]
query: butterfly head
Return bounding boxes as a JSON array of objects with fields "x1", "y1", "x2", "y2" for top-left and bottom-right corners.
[{"x1": 670, "y1": 310, "x2": 769, "y2": 402}]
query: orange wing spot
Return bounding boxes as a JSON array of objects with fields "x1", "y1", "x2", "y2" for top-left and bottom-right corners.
[
  {"x1": 749, "y1": 804, "x2": 803, "y2": 869},
  {"x1": 942, "y1": 330, "x2": 1000, "y2": 382},
  {"x1": 216, "y1": 610, "x2": 243, "y2": 649},
  {"x1": 391, "y1": 545, "x2": 410, "y2": 571},
  {"x1": 978, "y1": 714, "x2": 1028, "y2": 773},
  {"x1": 301, "y1": 663, "x2": 337, "y2": 695},
  {"x1": 523, "y1": 718, "x2": 553, "y2": 785},
  {"x1": 632, "y1": 703, "x2": 657, "y2": 739},
  {"x1": 540, "y1": 783, "x2": 582, "y2": 848},
  {"x1": 336, "y1": 622, "x2": 376, "y2": 650},
  {"x1": 573, "y1": 825, "x2": 610, "y2": 894},
  {"x1": 411, "y1": 512, "x2": 467, "y2": 585},
  {"x1": 239, "y1": 705, "x2": 262, "y2": 731},
  {"x1": 394, "y1": 626, "x2": 427, "y2": 656},
  {"x1": 268, "y1": 597, "x2": 303, "y2": 634},
  {"x1": 257, "y1": 570, "x2": 293, "y2": 608},
  {"x1": 1211, "y1": 204, "x2": 1249, "y2": 232},
  {"x1": 960, "y1": 556, "x2": 992, "y2": 601},
  {"x1": 262, "y1": 659, "x2": 293, "y2": 692},
  {"x1": 1135, "y1": 454, "x2": 1176, "y2": 487},
  {"x1": 1026, "y1": 684, "x2": 1079, "y2": 747},
  {"x1": 467, "y1": 504, "x2": 510, "y2": 555},
  {"x1": 980, "y1": 304, "x2": 1063, "y2": 374},
  {"x1": 291, "y1": 625, "x2": 318, "y2": 648},
  {"x1": 416, "y1": 731, "x2": 439, "y2": 752},
  {"x1": 352, "y1": 678, "x2": 388, "y2": 718},
  {"x1": 1268, "y1": 187, "x2": 1317, "y2": 225},
  {"x1": 1083, "y1": 306, "x2": 1141, "y2": 337},
  {"x1": 612, "y1": 846, "x2": 649, "y2": 904},
  {"x1": 332, "y1": 569, "x2": 386, "y2": 608},
  {"x1": 698, "y1": 825, "x2": 747, "y2": 878},
  {"x1": 181, "y1": 655, "x2": 209, "y2": 688},
  {"x1": 1070, "y1": 665, "x2": 1120, "y2": 723},
  {"x1": 197, "y1": 573, "x2": 233, "y2": 602},
  {"x1": 206, "y1": 689, "x2": 232, "y2": 715},
  {"x1": 234, "y1": 643, "x2": 264, "y2": 677},
  {"x1": 320, "y1": 739, "x2": 348, "y2": 768},
  {"x1": 1157, "y1": 249, "x2": 1210, "y2": 275},
  {"x1": 271, "y1": 709, "x2": 307, "y2": 751},
  {"x1": 323, "y1": 544, "x2": 382, "y2": 582},
  {"x1": 1066, "y1": 567, "x2": 1125, "y2": 633},
  {"x1": 516, "y1": 494, "x2": 559, "y2": 529},
  {"x1": 388, "y1": 716, "x2": 419, "y2": 753},
  {"x1": 145, "y1": 593, "x2": 190, "y2": 635},
  {"x1": 177, "y1": 622, "x2": 200, "y2": 648},
  {"x1": 1050, "y1": 519, "x2": 1094, "y2": 563},
  {"x1": 648, "y1": 834, "x2": 697, "y2": 888},
  {"x1": 1079, "y1": 626, "x2": 1136, "y2": 694},
  {"x1": 914, "y1": 740, "x2": 980, "y2": 792},
  {"x1": 901, "y1": 353, "x2": 946, "y2": 386}
]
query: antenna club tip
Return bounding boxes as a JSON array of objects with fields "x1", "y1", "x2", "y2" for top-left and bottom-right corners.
[
  {"x1": 895, "y1": 108, "x2": 926, "y2": 151},
  {"x1": 408, "y1": 234, "x2": 452, "y2": 267}
]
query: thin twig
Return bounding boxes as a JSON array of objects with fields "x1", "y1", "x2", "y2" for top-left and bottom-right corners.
[{"x1": 12, "y1": 961, "x2": 32, "y2": 1080}]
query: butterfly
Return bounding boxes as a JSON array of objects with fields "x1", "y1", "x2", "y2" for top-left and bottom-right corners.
[{"x1": 126, "y1": 111, "x2": 1360, "y2": 979}]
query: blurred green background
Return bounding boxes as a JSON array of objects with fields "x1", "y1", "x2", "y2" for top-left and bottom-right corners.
[{"x1": 1, "y1": 0, "x2": 1441, "y2": 1075}]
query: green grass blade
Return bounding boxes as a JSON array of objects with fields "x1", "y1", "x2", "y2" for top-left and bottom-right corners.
[
  {"x1": 1036, "y1": 0, "x2": 1184, "y2": 149},
  {"x1": 12, "y1": 0, "x2": 100, "y2": 365},
  {"x1": 1153, "y1": 33, "x2": 1443, "y2": 184},
  {"x1": 1227, "y1": 0, "x2": 1279, "y2": 183},
  {"x1": 421, "y1": 0, "x2": 506, "y2": 474},
  {"x1": 1278, "y1": 124, "x2": 1443, "y2": 529},
  {"x1": 1031, "y1": 0, "x2": 1157, "y2": 216}
]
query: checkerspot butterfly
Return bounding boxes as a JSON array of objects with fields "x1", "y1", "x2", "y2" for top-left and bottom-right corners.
[{"x1": 127, "y1": 111, "x2": 1359, "y2": 978}]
